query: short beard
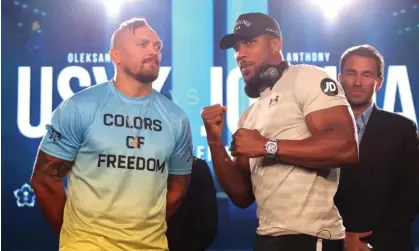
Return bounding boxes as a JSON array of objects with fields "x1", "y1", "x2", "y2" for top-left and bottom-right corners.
[
  {"x1": 244, "y1": 76, "x2": 261, "y2": 98},
  {"x1": 124, "y1": 66, "x2": 159, "y2": 84},
  {"x1": 243, "y1": 63, "x2": 273, "y2": 98},
  {"x1": 343, "y1": 83, "x2": 375, "y2": 109},
  {"x1": 349, "y1": 99, "x2": 372, "y2": 109}
]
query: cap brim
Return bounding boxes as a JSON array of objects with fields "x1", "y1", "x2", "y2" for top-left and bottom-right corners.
[
  {"x1": 221, "y1": 33, "x2": 263, "y2": 49},
  {"x1": 219, "y1": 31, "x2": 265, "y2": 49},
  {"x1": 219, "y1": 33, "x2": 242, "y2": 50}
]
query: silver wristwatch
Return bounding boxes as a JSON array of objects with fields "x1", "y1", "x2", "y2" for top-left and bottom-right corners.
[{"x1": 264, "y1": 138, "x2": 277, "y2": 158}]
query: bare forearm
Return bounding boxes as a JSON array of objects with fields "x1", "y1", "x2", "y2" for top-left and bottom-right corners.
[
  {"x1": 30, "y1": 150, "x2": 73, "y2": 235},
  {"x1": 166, "y1": 174, "x2": 190, "y2": 219},
  {"x1": 209, "y1": 141, "x2": 254, "y2": 208},
  {"x1": 277, "y1": 131, "x2": 358, "y2": 169},
  {"x1": 31, "y1": 178, "x2": 66, "y2": 234},
  {"x1": 166, "y1": 191, "x2": 185, "y2": 219}
]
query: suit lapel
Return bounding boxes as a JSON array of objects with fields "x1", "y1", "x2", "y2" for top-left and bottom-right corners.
[{"x1": 359, "y1": 105, "x2": 381, "y2": 161}]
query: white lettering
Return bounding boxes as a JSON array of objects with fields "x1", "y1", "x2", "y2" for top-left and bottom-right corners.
[
  {"x1": 299, "y1": 52, "x2": 304, "y2": 61},
  {"x1": 318, "y1": 53, "x2": 324, "y2": 62},
  {"x1": 200, "y1": 66, "x2": 224, "y2": 137},
  {"x1": 226, "y1": 67, "x2": 242, "y2": 135},
  {"x1": 85, "y1": 53, "x2": 91, "y2": 63},
  {"x1": 312, "y1": 52, "x2": 317, "y2": 62},
  {"x1": 200, "y1": 125, "x2": 207, "y2": 137},
  {"x1": 92, "y1": 66, "x2": 110, "y2": 84},
  {"x1": 196, "y1": 146, "x2": 205, "y2": 159},
  {"x1": 15, "y1": 65, "x2": 418, "y2": 139},
  {"x1": 193, "y1": 144, "x2": 232, "y2": 162},
  {"x1": 58, "y1": 66, "x2": 92, "y2": 100},
  {"x1": 323, "y1": 81, "x2": 337, "y2": 92},
  {"x1": 235, "y1": 20, "x2": 251, "y2": 27},
  {"x1": 152, "y1": 67, "x2": 171, "y2": 92},
  {"x1": 66, "y1": 53, "x2": 112, "y2": 64},
  {"x1": 67, "y1": 53, "x2": 73, "y2": 63},
  {"x1": 325, "y1": 52, "x2": 330, "y2": 62},
  {"x1": 211, "y1": 67, "x2": 223, "y2": 105},
  {"x1": 17, "y1": 67, "x2": 53, "y2": 138},
  {"x1": 285, "y1": 52, "x2": 331, "y2": 63},
  {"x1": 383, "y1": 66, "x2": 417, "y2": 123}
]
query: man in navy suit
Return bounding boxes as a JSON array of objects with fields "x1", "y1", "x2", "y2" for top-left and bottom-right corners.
[{"x1": 335, "y1": 44, "x2": 419, "y2": 251}]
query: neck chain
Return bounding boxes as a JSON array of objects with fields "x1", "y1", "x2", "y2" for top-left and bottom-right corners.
[{"x1": 113, "y1": 83, "x2": 152, "y2": 148}]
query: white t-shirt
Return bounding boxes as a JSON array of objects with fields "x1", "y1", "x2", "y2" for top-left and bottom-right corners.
[{"x1": 238, "y1": 64, "x2": 350, "y2": 240}]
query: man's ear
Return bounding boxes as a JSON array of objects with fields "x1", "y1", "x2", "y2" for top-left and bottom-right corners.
[
  {"x1": 110, "y1": 48, "x2": 121, "y2": 65},
  {"x1": 270, "y1": 37, "x2": 282, "y2": 54},
  {"x1": 376, "y1": 77, "x2": 384, "y2": 92}
]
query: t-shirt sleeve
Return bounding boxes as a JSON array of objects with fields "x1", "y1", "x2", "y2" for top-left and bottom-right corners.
[
  {"x1": 294, "y1": 66, "x2": 349, "y2": 117},
  {"x1": 168, "y1": 113, "x2": 193, "y2": 175},
  {"x1": 40, "y1": 99, "x2": 85, "y2": 161}
]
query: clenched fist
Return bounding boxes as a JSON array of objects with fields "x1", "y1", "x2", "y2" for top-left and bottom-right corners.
[
  {"x1": 201, "y1": 104, "x2": 227, "y2": 141},
  {"x1": 231, "y1": 128, "x2": 268, "y2": 158}
]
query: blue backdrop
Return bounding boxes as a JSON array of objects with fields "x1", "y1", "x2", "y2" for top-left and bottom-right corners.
[{"x1": 2, "y1": 0, "x2": 419, "y2": 250}]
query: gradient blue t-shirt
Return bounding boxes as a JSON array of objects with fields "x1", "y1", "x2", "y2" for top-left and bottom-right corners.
[{"x1": 40, "y1": 81, "x2": 193, "y2": 251}]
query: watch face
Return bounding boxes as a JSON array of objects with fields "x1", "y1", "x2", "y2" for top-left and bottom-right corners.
[{"x1": 266, "y1": 142, "x2": 277, "y2": 153}]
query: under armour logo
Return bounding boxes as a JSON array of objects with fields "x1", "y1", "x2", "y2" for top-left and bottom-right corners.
[{"x1": 269, "y1": 95, "x2": 280, "y2": 106}]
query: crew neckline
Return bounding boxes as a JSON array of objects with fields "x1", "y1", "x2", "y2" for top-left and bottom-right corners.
[
  {"x1": 109, "y1": 81, "x2": 154, "y2": 104},
  {"x1": 258, "y1": 66, "x2": 291, "y2": 99},
  {"x1": 259, "y1": 87, "x2": 272, "y2": 99}
]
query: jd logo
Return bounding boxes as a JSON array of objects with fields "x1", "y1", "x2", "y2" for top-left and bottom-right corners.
[{"x1": 320, "y1": 78, "x2": 338, "y2": 96}]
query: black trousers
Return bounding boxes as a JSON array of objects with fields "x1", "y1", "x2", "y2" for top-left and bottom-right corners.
[{"x1": 254, "y1": 234, "x2": 344, "y2": 251}]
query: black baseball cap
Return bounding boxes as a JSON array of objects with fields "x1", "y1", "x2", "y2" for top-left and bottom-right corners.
[{"x1": 220, "y1": 12, "x2": 282, "y2": 50}]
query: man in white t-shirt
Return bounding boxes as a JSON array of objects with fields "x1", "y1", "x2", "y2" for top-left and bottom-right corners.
[{"x1": 201, "y1": 12, "x2": 358, "y2": 251}]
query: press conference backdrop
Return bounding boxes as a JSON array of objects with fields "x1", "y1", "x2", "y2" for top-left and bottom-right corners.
[{"x1": 2, "y1": 0, "x2": 419, "y2": 250}]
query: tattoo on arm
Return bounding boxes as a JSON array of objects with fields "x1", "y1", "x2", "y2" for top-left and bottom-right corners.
[{"x1": 32, "y1": 151, "x2": 73, "y2": 180}]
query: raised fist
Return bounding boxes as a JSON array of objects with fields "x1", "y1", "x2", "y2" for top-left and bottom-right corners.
[{"x1": 201, "y1": 104, "x2": 227, "y2": 141}]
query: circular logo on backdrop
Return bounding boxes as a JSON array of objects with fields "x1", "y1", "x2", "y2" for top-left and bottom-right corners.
[{"x1": 320, "y1": 78, "x2": 339, "y2": 96}]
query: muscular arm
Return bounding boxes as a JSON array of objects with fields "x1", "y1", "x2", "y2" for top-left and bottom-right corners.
[
  {"x1": 276, "y1": 105, "x2": 359, "y2": 169},
  {"x1": 208, "y1": 141, "x2": 254, "y2": 208},
  {"x1": 166, "y1": 174, "x2": 191, "y2": 219},
  {"x1": 30, "y1": 150, "x2": 72, "y2": 235}
]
